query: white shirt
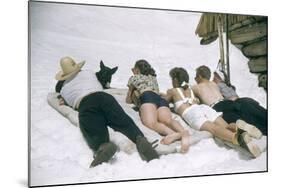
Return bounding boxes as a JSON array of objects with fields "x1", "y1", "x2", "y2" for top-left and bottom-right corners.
[{"x1": 60, "y1": 70, "x2": 103, "y2": 108}]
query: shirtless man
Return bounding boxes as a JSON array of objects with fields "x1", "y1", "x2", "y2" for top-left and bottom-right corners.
[
  {"x1": 193, "y1": 65, "x2": 259, "y2": 127},
  {"x1": 192, "y1": 65, "x2": 262, "y2": 157},
  {"x1": 192, "y1": 69, "x2": 224, "y2": 107}
]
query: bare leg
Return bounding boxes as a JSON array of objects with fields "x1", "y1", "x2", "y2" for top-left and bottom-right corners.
[
  {"x1": 157, "y1": 106, "x2": 190, "y2": 152},
  {"x1": 200, "y1": 121, "x2": 237, "y2": 144},
  {"x1": 180, "y1": 131, "x2": 190, "y2": 153},
  {"x1": 216, "y1": 117, "x2": 262, "y2": 139},
  {"x1": 202, "y1": 118, "x2": 262, "y2": 157},
  {"x1": 214, "y1": 117, "x2": 238, "y2": 132},
  {"x1": 157, "y1": 106, "x2": 185, "y2": 132},
  {"x1": 228, "y1": 123, "x2": 238, "y2": 132},
  {"x1": 213, "y1": 117, "x2": 229, "y2": 129},
  {"x1": 160, "y1": 132, "x2": 182, "y2": 145},
  {"x1": 140, "y1": 104, "x2": 175, "y2": 136}
]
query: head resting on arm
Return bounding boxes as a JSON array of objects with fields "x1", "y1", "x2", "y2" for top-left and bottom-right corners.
[
  {"x1": 169, "y1": 67, "x2": 189, "y2": 89},
  {"x1": 133, "y1": 59, "x2": 156, "y2": 77}
]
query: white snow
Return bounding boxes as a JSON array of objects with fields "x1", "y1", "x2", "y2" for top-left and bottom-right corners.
[{"x1": 29, "y1": 2, "x2": 267, "y2": 187}]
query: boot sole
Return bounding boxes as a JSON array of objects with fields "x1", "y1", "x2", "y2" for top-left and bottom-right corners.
[
  {"x1": 90, "y1": 143, "x2": 117, "y2": 168},
  {"x1": 237, "y1": 120, "x2": 262, "y2": 139},
  {"x1": 138, "y1": 145, "x2": 159, "y2": 162},
  {"x1": 242, "y1": 133, "x2": 262, "y2": 158},
  {"x1": 137, "y1": 138, "x2": 159, "y2": 162}
]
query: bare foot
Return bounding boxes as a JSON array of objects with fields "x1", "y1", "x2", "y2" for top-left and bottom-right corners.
[
  {"x1": 160, "y1": 133, "x2": 181, "y2": 145},
  {"x1": 180, "y1": 131, "x2": 190, "y2": 153}
]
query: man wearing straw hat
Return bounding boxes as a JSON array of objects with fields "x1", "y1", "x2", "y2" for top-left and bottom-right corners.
[{"x1": 55, "y1": 56, "x2": 159, "y2": 167}]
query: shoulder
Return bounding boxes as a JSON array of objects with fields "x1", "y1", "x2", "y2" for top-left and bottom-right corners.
[
  {"x1": 191, "y1": 84, "x2": 201, "y2": 96},
  {"x1": 130, "y1": 74, "x2": 144, "y2": 80},
  {"x1": 217, "y1": 82, "x2": 226, "y2": 88},
  {"x1": 191, "y1": 84, "x2": 198, "y2": 91},
  {"x1": 128, "y1": 75, "x2": 136, "y2": 81},
  {"x1": 146, "y1": 74, "x2": 155, "y2": 80},
  {"x1": 210, "y1": 81, "x2": 217, "y2": 85},
  {"x1": 210, "y1": 81, "x2": 220, "y2": 89},
  {"x1": 128, "y1": 74, "x2": 142, "y2": 86},
  {"x1": 167, "y1": 88, "x2": 176, "y2": 94},
  {"x1": 201, "y1": 81, "x2": 217, "y2": 88}
]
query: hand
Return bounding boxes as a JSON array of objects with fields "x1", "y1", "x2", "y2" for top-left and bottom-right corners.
[
  {"x1": 159, "y1": 92, "x2": 166, "y2": 97},
  {"x1": 59, "y1": 98, "x2": 65, "y2": 105},
  {"x1": 131, "y1": 68, "x2": 137, "y2": 75},
  {"x1": 193, "y1": 98, "x2": 200, "y2": 104}
]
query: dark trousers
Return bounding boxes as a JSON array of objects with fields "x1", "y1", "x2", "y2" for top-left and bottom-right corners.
[
  {"x1": 213, "y1": 100, "x2": 241, "y2": 123},
  {"x1": 213, "y1": 99, "x2": 267, "y2": 135},
  {"x1": 236, "y1": 97, "x2": 267, "y2": 135},
  {"x1": 78, "y1": 92, "x2": 144, "y2": 151}
]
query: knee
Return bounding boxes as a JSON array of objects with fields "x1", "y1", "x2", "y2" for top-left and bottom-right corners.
[
  {"x1": 141, "y1": 118, "x2": 157, "y2": 129},
  {"x1": 201, "y1": 122, "x2": 216, "y2": 134},
  {"x1": 159, "y1": 117, "x2": 173, "y2": 125}
]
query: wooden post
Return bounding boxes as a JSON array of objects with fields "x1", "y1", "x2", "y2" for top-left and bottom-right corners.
[
  {"x1": 217, "y1": 14, "x2": 225, "y2": 72},
  {"x1": 225, "y1": 14, "x2": 231, "y2": 85}
]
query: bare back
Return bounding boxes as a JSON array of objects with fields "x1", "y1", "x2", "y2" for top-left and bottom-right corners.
[
  {"x1": 168, "y1": 88, "x2": 195, "y2": 115},
  {"x1": 192, "y1": 81, "x2": 224, "y2": 106}
]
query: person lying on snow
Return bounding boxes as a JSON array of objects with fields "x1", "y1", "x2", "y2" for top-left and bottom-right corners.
[
  {"x1": 126, "y1": 59, "x2": 190, "y2": 153},
  {"x1": 54, "y1": 56, "x2": 159, "y2": 167},
  {"x1": 213, "y1": 70, "x2": 267, "y2": 136},
  {"x1": 162, "y1": 67, "x2": 262, "y2": 158},
  {"x1": 191, "y1": 65, "x2": 264, "y2": 158}
]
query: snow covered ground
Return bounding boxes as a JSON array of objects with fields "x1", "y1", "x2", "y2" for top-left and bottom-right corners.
[{"x1": 29, "y1": 2, "x2": 267, "y2": 187}]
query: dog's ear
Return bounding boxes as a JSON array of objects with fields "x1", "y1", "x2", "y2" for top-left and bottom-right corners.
[
  {"x1": 100, "y1": 61, "x2": 105, "y2": 69},
  {"x1": 111, "y1": 66, "x2": 118, "y2": 74}
]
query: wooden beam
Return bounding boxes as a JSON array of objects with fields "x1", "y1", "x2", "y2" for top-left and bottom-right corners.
[
  {"x1": 217, "y1": 15, "x2": 225, "y2": 72},
  {"x1": 242, "y1": 40, "x2": 267, "y2": 57},
  {"x1": 230, "y1": 22, "x2": 267, "y2": 44},
  {"x1": 248, "y1": 56, "x2": 267, "y2": 73}
]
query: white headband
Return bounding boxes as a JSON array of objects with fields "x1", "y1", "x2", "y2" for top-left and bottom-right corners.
[
  {"x1": 214, "y1": 70, "x2": 225, "y2": 80},
  {"x1": 181, "y1": 81, "x2": 188, "y2": 87}
]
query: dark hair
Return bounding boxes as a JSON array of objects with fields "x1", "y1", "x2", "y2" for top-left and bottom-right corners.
[
  {"x1": 169, "y1": 67, "x2": 189, "y2": 89},
  {"x1": 134, "y1": 59, "x2": 156, "y2": 77},
  {"x1": 196, "y1": 65, "x2": 211, "y2": 80}
]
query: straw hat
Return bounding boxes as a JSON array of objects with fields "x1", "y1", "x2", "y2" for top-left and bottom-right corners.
[{"x1": 55, "y1": 57, "x2": 85, "y2": 81}]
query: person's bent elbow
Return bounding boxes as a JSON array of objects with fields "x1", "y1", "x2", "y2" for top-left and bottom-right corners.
[{"x1": 126, "y1": 96, "x2": 133, "y2": 104}]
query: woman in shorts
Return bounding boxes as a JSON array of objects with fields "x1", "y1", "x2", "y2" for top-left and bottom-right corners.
[
  {"x1": 126, "y1": 60, "x2": 189, "y2": 153},
  {"x1": 162, "y1": 67, "x2": 248, "y2": 147}
]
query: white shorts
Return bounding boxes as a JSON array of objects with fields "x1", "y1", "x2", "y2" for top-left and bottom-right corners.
[{"x1": 182, "y1": 104, "x2": 222, "y2": 130}]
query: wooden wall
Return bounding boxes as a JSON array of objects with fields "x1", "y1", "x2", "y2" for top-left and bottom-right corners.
[
  {"x1": 196, "y1": 14, "x2": 268, "y2": 90},
  {"x1": 229, "y1": 16, "x2": 268, "y2": 90}
]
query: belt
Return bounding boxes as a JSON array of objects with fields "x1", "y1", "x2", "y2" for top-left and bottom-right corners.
[
  {"x1": 75, "y1": 92, "x2": 97, "y2": 110},
  {"x1": 210, "y1": 99, "x2": 224, "y2": 108}
]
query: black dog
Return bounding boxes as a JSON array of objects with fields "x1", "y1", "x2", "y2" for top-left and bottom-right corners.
[{"x1": 95, "y1": 61, "x2": 118, "y2": 89}]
